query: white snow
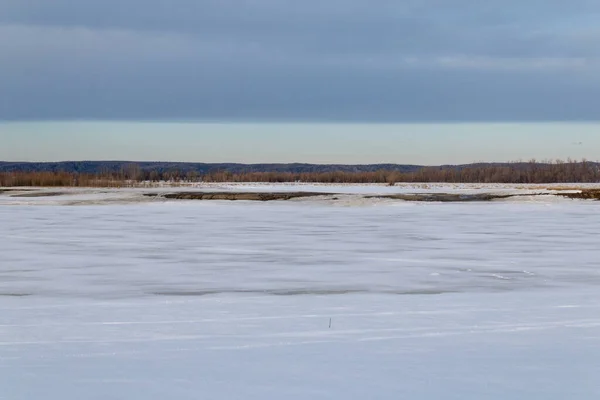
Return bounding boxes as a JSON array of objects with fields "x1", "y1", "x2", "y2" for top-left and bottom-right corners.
[{"x1": 1, "y1": 187, "x2": 600, "y2": 399}]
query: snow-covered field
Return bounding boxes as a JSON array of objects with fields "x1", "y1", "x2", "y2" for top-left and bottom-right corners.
[{"x1": 1, "y1": 185, "x2": 600, "y2": 399}]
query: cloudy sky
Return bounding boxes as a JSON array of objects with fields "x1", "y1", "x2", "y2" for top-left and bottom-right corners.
[{"x1": 1, "y1": 1, "x2": 599, "y2": 162}]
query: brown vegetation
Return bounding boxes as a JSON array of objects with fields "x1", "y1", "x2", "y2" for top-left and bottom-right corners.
[
  {"x1": 558, "y1": 189, "x2": 600, "y2": 200},
  {"x1": 1, "y1": 160, "x2": 599, "y2": 187},
  {"x1": 0, "y1": 172, "x2": 131, "y2": 188}
]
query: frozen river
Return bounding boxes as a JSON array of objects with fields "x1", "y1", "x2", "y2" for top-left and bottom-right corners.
[{"x1": 1, "y1": 187, "x2": 599, "y2": 399}]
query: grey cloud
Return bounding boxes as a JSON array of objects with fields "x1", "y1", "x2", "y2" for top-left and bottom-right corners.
[
  {"x1": 1, "y1": 1, "x2": 599, "y2": 121},
  {"x1": 3, "y1": 1, "x2": 599, "y2": 56}
]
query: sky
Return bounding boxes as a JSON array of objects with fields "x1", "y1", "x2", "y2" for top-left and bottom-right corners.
[
  {"x1": 1, "y1": 1, "x2": 599, "y2": 163},
  {"x1": 1, "y1": 122, "x2": 598, "y2": 164}
]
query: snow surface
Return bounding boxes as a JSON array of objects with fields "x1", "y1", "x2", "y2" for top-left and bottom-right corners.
[
  {"x1": 1, "y1": 188, "x2": 600, "y2": 399},
  {"x1": 1, "y1": 182, "x2": 596, "y2": 206}
]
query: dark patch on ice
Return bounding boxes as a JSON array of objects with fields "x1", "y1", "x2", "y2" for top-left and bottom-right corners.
[
  {"x1": 366, "y1": 193, "x2": 538, "y2": 202},
  {"x1": 0, "y1": 269, "x2": 38, "y2": 274},
  {"x1": 268, "y1": 288, "x2": 368, "y2": 296},
  {"x1": 143, "y1": 192, "x2": 335, "y2": 201},
  {"x1": 150, "y1": 288, "x2": 368, "y2": 296},
  {"x1": 141, "y1": 191, "x2": 593, "y2": 203},
  {"x1": 150, "y1": 288, "x2": 455, "y2": 297},
  {"x1": 150, "y1": 290, "x2": 220, "y2": 297},
  {"x1": 10, "y1": 191, "x2": 68, "y2": 198},
  {"x1": 0, "y1": 292, "x2": 32, "y2": 297},
  {"x1": 382, "y1": 289, "x2": 459, "y2": 295}
]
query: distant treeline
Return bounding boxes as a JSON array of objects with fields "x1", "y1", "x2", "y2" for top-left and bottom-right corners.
[
  {"x1": 0, "y1": 161, "x2": 420, "y2": 175},
  {"x1": 1, "y1": 160, "x2": 599, "y2": 186}
]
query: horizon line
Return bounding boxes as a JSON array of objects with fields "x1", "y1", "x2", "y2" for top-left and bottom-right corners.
[
  {"x1": 2, "y1": 119, "x2": 600, "y2": 125},
  {"x1": 2, "y1": 159, "x2": 597, "y2": 167}
]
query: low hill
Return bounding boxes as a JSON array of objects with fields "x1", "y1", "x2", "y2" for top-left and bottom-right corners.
[{"x1": 0, "y1": 161, "x2": 424, "y2": 174}]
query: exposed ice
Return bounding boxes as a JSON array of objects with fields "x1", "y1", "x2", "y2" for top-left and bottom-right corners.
[{"x1": 1, "y1": 186, "x2": 599, "y2": 399}]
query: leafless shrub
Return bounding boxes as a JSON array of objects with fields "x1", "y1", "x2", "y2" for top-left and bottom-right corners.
[{"x1": 1, "y1": 159, "x2": 599, "y2": 187}]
